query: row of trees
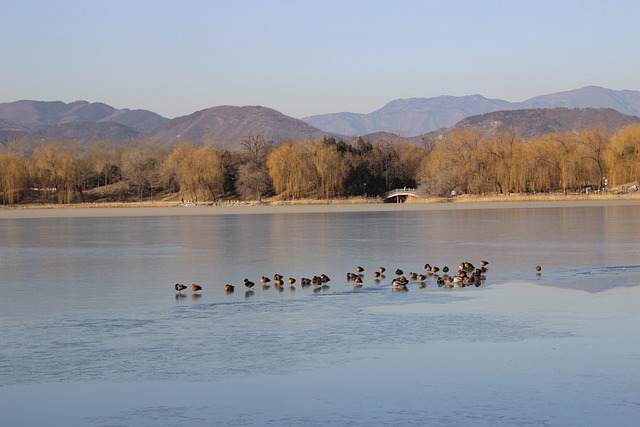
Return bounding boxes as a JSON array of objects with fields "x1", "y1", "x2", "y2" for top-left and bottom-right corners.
[
  {"x1": 1, "y1": 125, "x2": 639, "y2": 204},
  {"x1": 417, "y1": 125, "x2": 640, "y2": 196}
]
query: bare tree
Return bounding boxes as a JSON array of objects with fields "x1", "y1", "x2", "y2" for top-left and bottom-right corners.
[
  {"x1": 121, "y1": 141, "x2": 165, "y2": 202},
  {"x1": 236, "y1": 163, "x2": 272, "y2": 201},
  {"x1": 240, "y1": 133, "x2": 273, "y2": 164}
]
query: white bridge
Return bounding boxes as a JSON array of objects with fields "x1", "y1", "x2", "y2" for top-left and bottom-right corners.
[{"x1": 382, "y1": 187, "x2": 419, "y2": 202}]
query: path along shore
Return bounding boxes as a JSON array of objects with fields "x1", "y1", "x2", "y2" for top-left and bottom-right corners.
[{"x1": 1, "y1": 194, "x2": 638, "y2": 219}]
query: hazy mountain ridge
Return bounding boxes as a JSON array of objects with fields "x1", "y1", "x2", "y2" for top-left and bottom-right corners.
[
  {"x1": 0, "y1": 100, "x2": 168, "y2": 133},
  {"x1": 303, "y1": 86, "x2": 640, "y2": 136},
  {"x1": 146, "y1": 105, "x2": 336, "y2": 147}
]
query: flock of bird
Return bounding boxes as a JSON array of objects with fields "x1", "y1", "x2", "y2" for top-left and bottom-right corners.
[{"x1": 173, "y1": 260, "x2": 543, "y2": 296}]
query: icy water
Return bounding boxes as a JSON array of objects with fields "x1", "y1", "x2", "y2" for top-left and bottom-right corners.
[{"x1": 1, "y1": 203, "x2": 639, "y2": 426}]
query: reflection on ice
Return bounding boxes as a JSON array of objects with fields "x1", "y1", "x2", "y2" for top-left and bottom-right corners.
[{"x1": 535, "y1": 264, "x2": 640, "y2": 292}]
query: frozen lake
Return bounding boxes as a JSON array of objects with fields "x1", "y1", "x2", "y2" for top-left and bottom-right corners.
[{"x1": 1, "y1": 202, "x2": 639, "y2": 426}]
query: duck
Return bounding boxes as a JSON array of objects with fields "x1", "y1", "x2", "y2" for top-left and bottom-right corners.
[
  {"x1": 347, "y1": 272, "x2": 358, "y2": 281},
  {"x1": 536, "y1": 265, "x2": 542, "y2": 272},
  {"x1": 392, "y1": 276, "x2": 409, "y2": 288},
  {"x1": 224, "y1": 284, "x2": 235, "y2": 293},
  {"x1": 191, "y1": 283, "x2": 202, "y2": 292},
  {"x1": 301, "y1": 277, "x2": 312, "y2": 287},
  {"x1": 244, "y1": 278, "x2": 255, "y2": 290},
  {"x1": 356, "y1": 266, "x2": 364, "y2": 274},
  {"x1": 274, "y1": 273, "x2": 283, "y2": 281},
  {"x1": 373, "y1": 271, "x2": 381, "y2": 279},
  {"x1": 474, "y1": 269, "x2": 486, "y2": 281},
  {"x1": 395, "y1": 268, "x2": 404, "y2": 276},
  {"x1": 354, "y1": 276, "x2": 363, "y2": 288},
  {"x1": 320, "y1": 274, "x2": 330, "y2": 283},
  {"x1": 288, "y1": 277, "x2": 296, "y2": 285},
  {"x1": 480, "y1": 260, "x2": 489, "y2": 267},
  {"x1": 392, "y1": 281, "x2": 409, "y2": 292},
  {"x1": 274, "y1": 278, "x2": 284, "y2": 287},
  {"x1": 261, "y1": 276, "x2": 271, "y2": 284},
  {"x1": 442, "y1": 266, "x2": 449, "y2": 273},
  {"x1": 379, "y1": 266, "x2": 386, "y2": 274},
  {"x1": 409, "y1": 272, "x2": 418, "y2": 280},
  {"x1": 175, "y1": 283, "x2": 187, "y2": 292}
]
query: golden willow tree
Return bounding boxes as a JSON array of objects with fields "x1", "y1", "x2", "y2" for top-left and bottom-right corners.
[
  {"x1": 604, "y1": 124, "x2": 640, "y2": 187},
  {"x1": 266, "y1": 139, "x2": 347, "y2": 199},
  {"x1": 29, "y1": 141, "x2": 93, "y2": 203},
  {"x1": 416, "y1": 129, "x2": 485, "y2": 196},
  {"x1": 481, "y1": 130, "x2": 535, "y2": 193},
  {"x1": 0, "y1": 151, "x2": 27, "y2": 204},
  {"x1": 162, "y1": 142, "x2": 224, "y2": 202},
  {"x1": 310, "y1": 141, "x2": 347, "y2": 198},
  {"x1": 266, "y1": 142, "x2": 312, "y2": 198}
]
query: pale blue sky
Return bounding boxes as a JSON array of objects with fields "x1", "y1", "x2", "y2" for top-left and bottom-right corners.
[{"x1": 1, "y1": 0, "x2": 639, "y2": 119}]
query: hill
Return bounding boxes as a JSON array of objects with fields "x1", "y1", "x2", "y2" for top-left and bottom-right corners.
[
  {"x1": 433, "y1": 108, "x2": 640, "y2": 139},
  {"x1": 146, "y1": 105, "x2": 339, "y2": 148},
  {"x1": 303, "y1": 86, "x2": 640, "y2": 137}
]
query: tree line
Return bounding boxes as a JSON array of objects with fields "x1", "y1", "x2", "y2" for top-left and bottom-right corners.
[{"x1": 1, "y1": 124, "x2": 639, "y2": 205}]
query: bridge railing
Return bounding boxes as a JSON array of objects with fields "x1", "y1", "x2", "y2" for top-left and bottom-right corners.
[{"x1": 382, "y1": 187, "x2": 418, "y2": 199}]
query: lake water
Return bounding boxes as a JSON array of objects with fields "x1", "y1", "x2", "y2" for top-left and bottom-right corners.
[{"x1": 1, "y1": 203, "x2": 639, "y2": 426}]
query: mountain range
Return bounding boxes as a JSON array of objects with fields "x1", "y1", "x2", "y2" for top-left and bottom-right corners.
[
  {"x1": 0, "y1": 86, "x2": 638, "y2": 147},
  {"x1": 303, "y1": 86, "x2": 640, "y2": 136}
]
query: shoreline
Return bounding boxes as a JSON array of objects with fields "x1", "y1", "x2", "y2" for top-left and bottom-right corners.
[{"x1": 1, "y1": 194, "x2": 638, "y2": 219}]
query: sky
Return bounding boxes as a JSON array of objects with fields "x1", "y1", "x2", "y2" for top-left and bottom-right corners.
[{"x1": 1, "y1": 0, "x2": 639, "y2": 119}]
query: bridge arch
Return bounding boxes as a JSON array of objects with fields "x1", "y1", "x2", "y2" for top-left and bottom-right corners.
[{"x1": 382, "y1": 187, "x2": 419, "y2": 203}]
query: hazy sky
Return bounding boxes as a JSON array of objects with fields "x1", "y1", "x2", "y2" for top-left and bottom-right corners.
[{"x1": 2, "y1": 0, "x2": 639, "y2": 119}]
